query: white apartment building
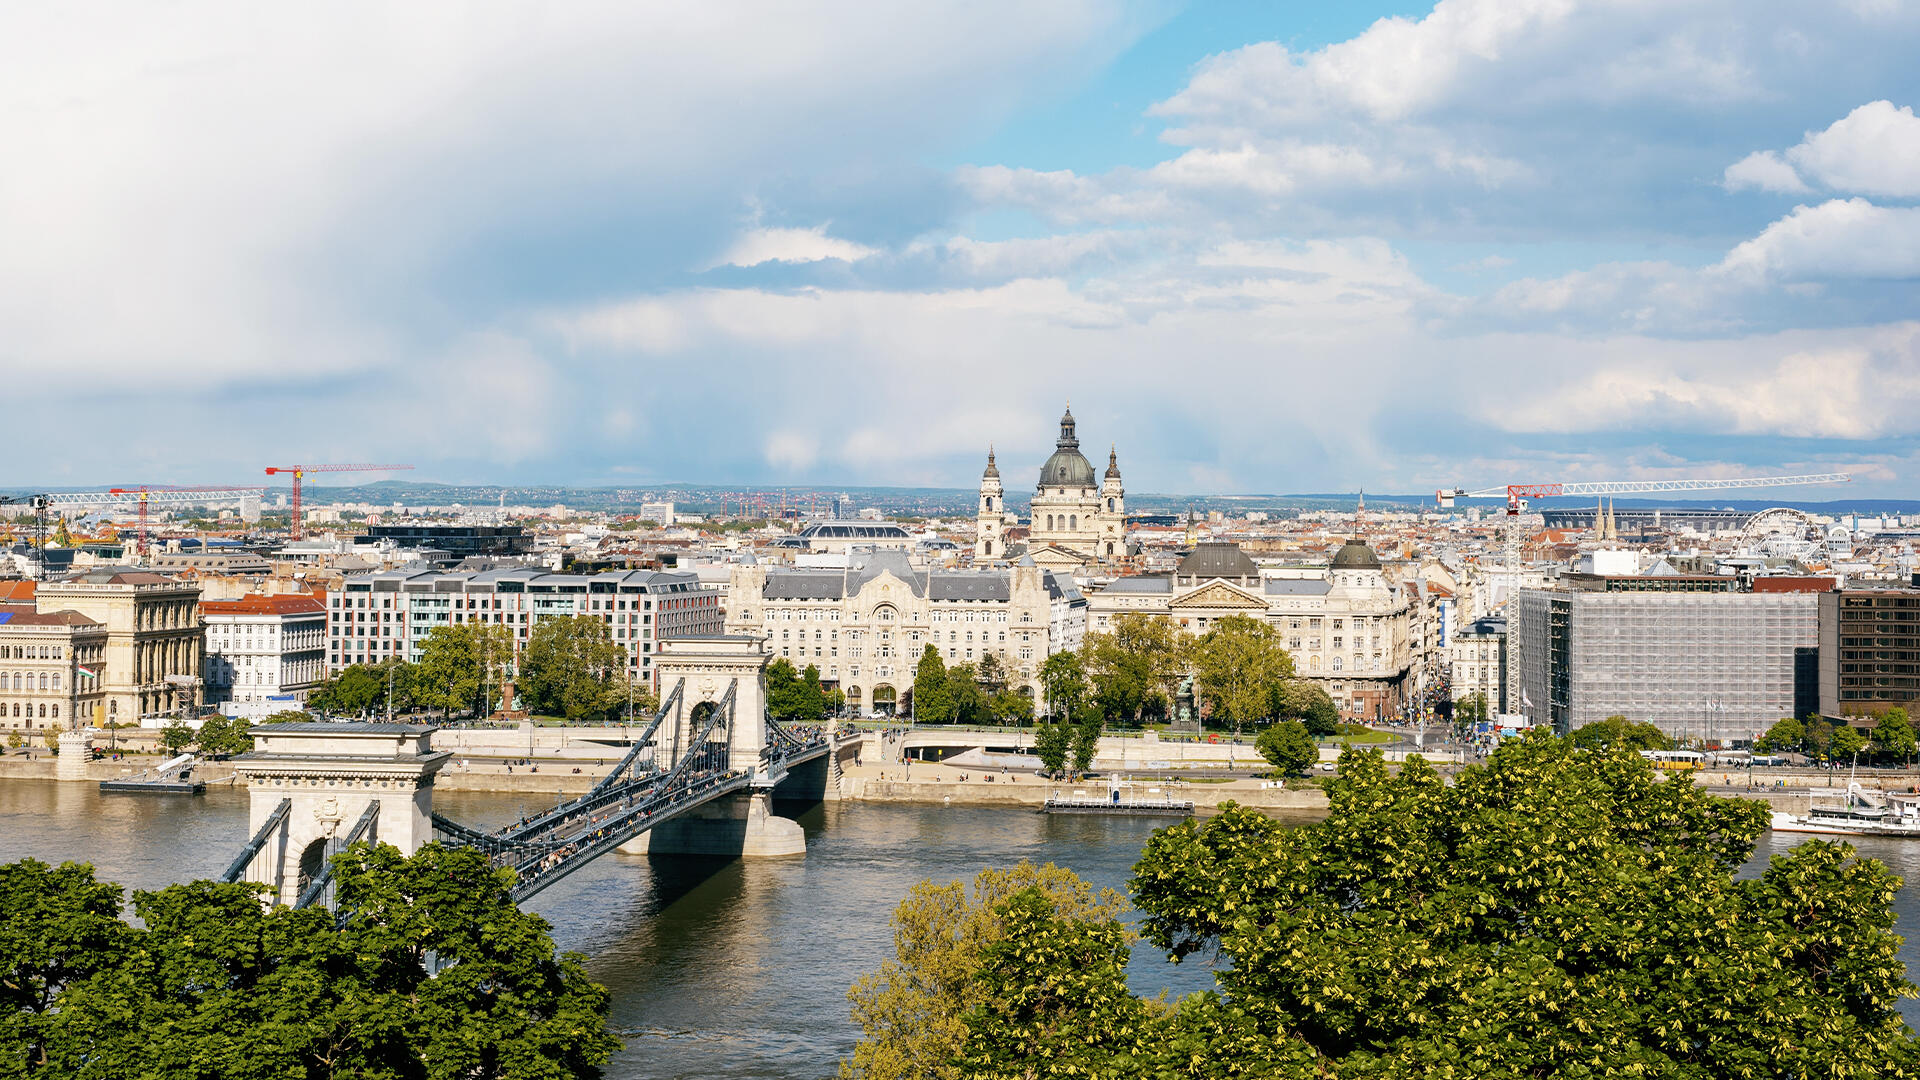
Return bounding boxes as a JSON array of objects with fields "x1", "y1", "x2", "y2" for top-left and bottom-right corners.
[
  {"x1": 203, "y1": 594, "x2": 328, "y2": 712},
  {"x1": 326, "y1": 568, "x2": 721, "y2": 688}
]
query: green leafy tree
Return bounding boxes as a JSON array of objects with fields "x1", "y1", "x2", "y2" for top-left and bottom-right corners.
[
  {"x1": 415, "y1": 623, "x2": 515, "y2": 717},
  {"x1": 946, "y1": 664, "x2": 990, "y2": 726},
  {"x1": 913, "y1": 646, "x2": 952, "y2": 724},
  {"x1": 766, "y1": 659, "x2": 828, "y2": 724},
  {"x1": 841, "y1": 861, "x2": 1127, "y2": 1080},
  {"x1": 989, "y1": 690, "x2": 1032, "y2": 726},
  {"x1": 956, "y1": 890, "x2": 1150, "y2": 1078},
  {"x1": 1255, "y1": 719, "x2": 1317, "y2": 776},
  {"x1": 1569, "y1": 713, "x2": 1673, "y2": 752},
  {"x1": 1272, "y1": 679, "x2": 1340, "y2": 737},
  {"x1": 1037, "y1": 651, "x2": 1088, "y2": 722},
  {"x1": 1873, "y1": 708, "x2": 1917, "y2": 765},
  {"x1": 1, "y1": 845, "x2": 620, "y2": 1078},
  {"x1": 4, "y1": 732, "x2": 21, "y2": 751},
  {"x1": 1756, "y1": 715, "x2": 1806, "y2": 754},
  {"x1": 1191, "y1": 614, "x2": 1294, "y2": 738},
  {"x1": 974, "y1": 653, "x2": 1008, "y2": 697},
  {"x1": 1452, "y1": 690, "x2": 1491, "y2": 737},
  {"x1": 1033, "y1": 722, "x2": 1071, "y2": 777},
  {"x1": 1070, "y1": 714, "x2": 1103, "y2": 777},
  {"x1": 191, "y1": 714, "x2": 253, "y2": 757},
  {"x1": 519, "y1": 615, "x2": 629, "y2": 721},
  {"x1": 1081, "y1": 613, "x2": 1191, "y2": 725},
  {"x1": 158, "y1": 721, "x2": 193, "y2": 754},
  {"x1": 1831, "y1": 723, "x2": 1870, "y2": 766},
  {"x1": 937, "y1": 737, "x2": 1920, "y2": 1077}
]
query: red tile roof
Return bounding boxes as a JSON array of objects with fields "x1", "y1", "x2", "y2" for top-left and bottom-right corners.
[{"x1": 200, "y1": 594, "x2": 325, "y2": 616}]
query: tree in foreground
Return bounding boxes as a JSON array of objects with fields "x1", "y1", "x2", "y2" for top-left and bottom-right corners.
[
  {"x1": 1255, "y1": 719, "x2": 1317, "y2": 776},
  {"x1": 1278, "y1": 680, "x2": 1341, "y2": 737},
  {"x1": 0, "y1": 843, "x2": 619, "y2": 1079},
  {"x1": 840, "y1": 861, "x2": 1127, "y2": 1080},
  {"x1": 877, "y1": 735, "x2": 1920, "y2": 1078}
]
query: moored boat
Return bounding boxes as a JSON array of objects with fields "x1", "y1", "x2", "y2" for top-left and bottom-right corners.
[{"x1": 1770, "y1": 784, "x2": 1920, "y2": 837}]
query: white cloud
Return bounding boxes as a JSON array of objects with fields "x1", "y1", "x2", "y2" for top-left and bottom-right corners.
[
  {"x1": 1726, "y1": 100, "x2": 1920, "y2": 198},
  {"x1": 1723, "y1": 150, "x2": 1812, "y2": 194},
  {"x1": 1718, "y1": 198, "x2": 1920, "y2": 281},
  {"x1": 711, "y1": 225, "x2": 877, "y2": 269},
  {"x1": 1787, "y1": 100, "x2": 1920, "y2": 197},
  {"x1": 1497, "y1": 323, "x2": 1920, "y2": 440}
]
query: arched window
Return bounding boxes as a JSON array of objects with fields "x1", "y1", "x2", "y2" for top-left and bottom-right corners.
[
  {"x1": 1046, "y1": 515, "x2": 1054, "y2": 530},
  {"x1": 1106, "y1": 542, "x2": 1115, "y2": 555},
  {"x1": 1332, "y1": 657, "x2": 1343, "y2": 672},
  {"x1": 38, "y1": 673, "x2": 48, "y2": 691},
  {"x1": 1069, "y1": 515, "x2": 1077, "y2": 530},
  {"x1": 983, "y1": 541, "x2": 992, "y2": 555},
  {"x1": 1310, "y1": 657, "x2": 1320, "y2": 672},
  {"x1": 37, "y1": 704, "x2": 46, "y2": 718},
  {"x1": 1107, "y1": 498, "x2": 1115, "y2": 512}
]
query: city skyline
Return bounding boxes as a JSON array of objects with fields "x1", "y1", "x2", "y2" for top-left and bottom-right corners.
[{"x1": 4, "y1": 2, "x2": 1918, "y2": 495}]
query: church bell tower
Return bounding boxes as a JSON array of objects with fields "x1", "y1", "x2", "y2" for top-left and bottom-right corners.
[{"x1": 976, "y1": 446, "x2": 1005, "y2": 560}]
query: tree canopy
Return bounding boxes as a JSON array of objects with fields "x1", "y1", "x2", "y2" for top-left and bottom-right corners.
[
  {"x1": 1567, "y1": 713, "x2": 1673, "y2": 752},
  {"x1": 1190, "y1": 614, "x2": 1294, "y2": 734},
  {"x1": 1081, "y1": 613, "x2": 1191, "y2": 725},
  {"x1": 0, "y1": 844, "x2": 619, "y2": 1079},
  {"x1": 1278, "y1": 680, "x2": 1341, "y2": 737},
  {"x1": 914, "y1": 646, "x2": 952, "y2": 724},
  {"x1": 766, "y1": 659, "x2": 831, "y2": 724},
  {"x1": 519, "y1": 616, "x2": 631, "y2": 722},
  {"x1": 1037, "y1": 651, "x2": 1088, "y2": 723},
  {"x1": 1873, "y1": 708, "x2": 1917, "y2": 764},
  {"x1": 840, "y1": 861, "x2": 1127, "y2": 1080},
  {"x1": 1255, "y1": 720, "x2": 1317, "y2": 776},
  {"x1": 861, "y1": 735, "x2": 1920, "y2": 1078},
  {"x1": 416, "y1": 623, "x2": 515, "y2": 717}
]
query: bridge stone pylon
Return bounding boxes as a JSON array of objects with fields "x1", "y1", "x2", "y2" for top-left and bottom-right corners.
[
  {"x1": 625, "y1": 634, "x2": 807, "y2": 857},
  {"x1": 227, "y1": 723, "x2": 451, "y2": 906}
]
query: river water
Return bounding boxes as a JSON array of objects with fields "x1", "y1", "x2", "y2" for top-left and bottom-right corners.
[{"x1": 2, "y1": 782, "x2": 1917, "y2": 1078}]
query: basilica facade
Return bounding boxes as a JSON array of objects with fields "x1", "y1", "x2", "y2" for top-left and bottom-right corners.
[{"x1": 976, "y1": 407, "x2": 1126, "y2": 570}]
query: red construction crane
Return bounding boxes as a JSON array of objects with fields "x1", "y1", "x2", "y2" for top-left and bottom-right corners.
[
  {"x1": 264, "y1": 464, "x2": 415, "y2": 540},
  {"x1": 100, "y1": 486, "x2": 269, "y2": 557}
]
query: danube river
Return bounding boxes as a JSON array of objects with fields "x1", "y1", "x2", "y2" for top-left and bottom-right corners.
[{"x1": 3, "y1": 782, "x2": 1917, "y2": 1078}]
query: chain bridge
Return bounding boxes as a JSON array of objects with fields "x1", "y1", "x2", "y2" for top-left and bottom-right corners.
[{"x1": 218, "y1": 636, "x2": 863, "y2": 908}]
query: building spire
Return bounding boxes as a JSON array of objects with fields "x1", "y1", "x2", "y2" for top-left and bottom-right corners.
[{"x1": 983, "y1": 444, "x2": 999, "y2": 479}]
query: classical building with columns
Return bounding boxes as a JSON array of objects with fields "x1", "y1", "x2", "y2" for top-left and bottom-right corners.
[
  {"x1": 724, "y1": 549, "x2": 1084, "y2": 716},
  {"x1": 978, "y1": 407, "x2": 1126, "y2": 570},
  {"x1": 1085, "y1": 539, "x2": 1415, "y2": 721},
  {"x1": 36, "y1": 570, "x2": 204, "y2": 724}
]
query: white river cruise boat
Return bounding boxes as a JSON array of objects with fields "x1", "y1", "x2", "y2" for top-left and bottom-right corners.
[{"x1": 1771, "y1": 784, "x2": 1920, "y2": 838}]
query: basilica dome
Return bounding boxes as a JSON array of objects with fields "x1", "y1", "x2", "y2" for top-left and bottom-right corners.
[{"x1": 1038, "y1": 407, "x2": 1096, "y2": 489}]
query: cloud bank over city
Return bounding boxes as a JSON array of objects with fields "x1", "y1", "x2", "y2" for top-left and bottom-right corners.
[{"x1": 3, "y1": 0, "x2": 1918, "y2": 496}]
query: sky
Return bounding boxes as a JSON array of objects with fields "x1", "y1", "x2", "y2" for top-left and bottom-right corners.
[{"x1": 4, "y1": 1, "x2": 1920, "y2": 499}]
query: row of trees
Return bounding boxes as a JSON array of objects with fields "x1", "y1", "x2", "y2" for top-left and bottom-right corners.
[
  {"x1": 1757, "y1": 710, "x2": 1917, "y2": 765},
  {"x1": 843, "y1": 736, "x2": 1920, "y2": 1078},
  {"x1": 912, "y1": 613, "x2": 1342, "y2": 735},
  {"x1": 309, "y1": 616, "x2": 655, "y2": 724}
]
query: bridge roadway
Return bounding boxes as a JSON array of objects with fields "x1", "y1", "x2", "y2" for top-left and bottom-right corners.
[
  {"x1": 222, "y1": 662, "x2": 861, "y2": 911},
  {"x1": 426, "y1": 680, "x2": 857, "y2": 904}
]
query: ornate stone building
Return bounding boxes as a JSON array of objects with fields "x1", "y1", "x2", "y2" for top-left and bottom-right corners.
[
  {"x1": 1085, "y1": 539, "x2": 1415, "y2": 721},
  {"x1": 36, "y1": 570, "x2": 204, "y2": 724},
  {"x1": 978, "y1": 407, "x2": 1126, "y2": 570},
  {"x1": 725, "y1": 549, "x2": 1084, "y2": 716}
]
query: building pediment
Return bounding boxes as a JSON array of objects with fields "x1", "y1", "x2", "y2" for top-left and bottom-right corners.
[
  {"x1": 1027, "y1": 544, "x2": 1094, "y2": 569},
  {"x1": 1169, "y1": 580, "x2": 1268, "y2": 610}
]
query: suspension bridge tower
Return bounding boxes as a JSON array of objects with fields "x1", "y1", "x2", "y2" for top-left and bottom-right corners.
[{"x1": 227, "y1": 722, "x2": 452, "y2": 906}]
